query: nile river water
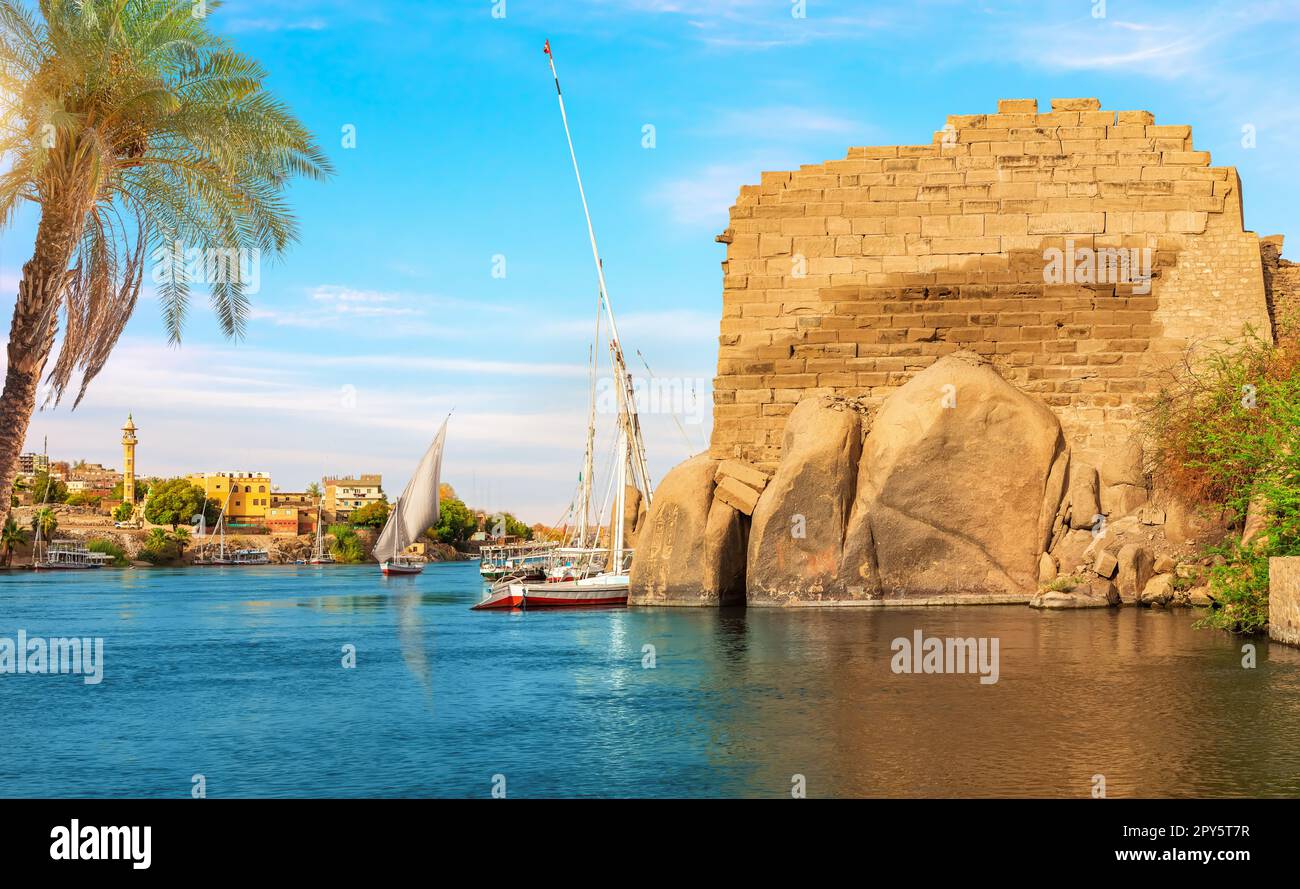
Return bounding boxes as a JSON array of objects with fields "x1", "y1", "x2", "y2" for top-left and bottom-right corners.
[{"x1": 2, "y1": 561, "x2": 1299, "y2": 798}]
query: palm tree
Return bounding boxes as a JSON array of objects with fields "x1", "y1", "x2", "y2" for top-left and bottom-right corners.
[
  {"x1": 0, "y1": 1, "x2": 331, "y2": 525},
  {"x1": 306, "y1": 481, "x2": 322, "y2": 501},
  {"x1": 1, "y1": 516, "x2": 29, "y2": 565},
  {"x1": 168, "y1": 524, "x2": 189, "y2": 556},
  {"x1": 30, "y1": 506, "x2": 57, "y2": 540}
]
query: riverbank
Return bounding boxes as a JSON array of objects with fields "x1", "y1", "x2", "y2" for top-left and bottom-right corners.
[{"x1": 5, "y1": 504, "x2": 472, "y2": 568}]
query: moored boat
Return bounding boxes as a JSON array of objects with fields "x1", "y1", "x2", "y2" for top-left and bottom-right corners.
[
  {"x1": 192, "y1": 488, "x2": 270, "y2": 565},
  {"x1": 34, "y1": 540, "x2": 114, "y2": 570},
  {"x1": 473, "y1": 573, "x2": 629, "y2": 610},
  {"x1": 308, "y1": 496, "x2": 334, "y2": 564},
  {"x1": 478, "y1": 541, "x2": 555, "y2": 580},
  {"x1": 474, "y1": 42, "x2": 653, "y2": 610}
]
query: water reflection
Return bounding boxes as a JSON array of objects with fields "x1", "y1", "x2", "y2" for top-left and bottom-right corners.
[{"x1": 3, "y1": 564, "x2": 1300, "y2": 798}]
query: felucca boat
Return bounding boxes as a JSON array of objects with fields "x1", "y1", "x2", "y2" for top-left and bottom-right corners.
[
  {"x1": 376, "y1": 418, "x2": 449, "y2": 577},
  {"x1": 474, "y1": 41, "x2": 653, "y2": 610}
]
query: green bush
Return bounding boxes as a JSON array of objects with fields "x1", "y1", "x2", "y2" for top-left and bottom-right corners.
[
  {"x1": 1145, "y1": 327, "x2": 1300, "y2": 634},
  {"x1": 87, "y1": 539, "x2": 129, "y2": 567},
  {"x1": 348, "y1": 499, "x2": 389, "y2": 528},
  {"x1": 1044, "y1": 575, "x2": 1082, "y2": 593},
  {"x1": 329, "y1": 525, "x2": 366, "y2": 563}
]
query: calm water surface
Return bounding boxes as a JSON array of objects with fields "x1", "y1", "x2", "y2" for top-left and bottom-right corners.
[{"x1": 2, "y1": 562, "x2": 1299, "y2": 798}]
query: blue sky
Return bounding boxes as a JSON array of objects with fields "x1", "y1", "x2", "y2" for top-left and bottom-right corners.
[{"x1": 4, "y1": 0, "x2": 1299, "y2": 522}]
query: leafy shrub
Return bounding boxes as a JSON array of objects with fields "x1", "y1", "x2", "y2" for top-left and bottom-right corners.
[
  {"x1": 1144, "y1": 327, "x2": 1300, "y2": 634},
  {"x1": 1044, "y1": 575, "x2": 1082, "y2": 593},
  {"x1": 87, "y1": 539, "x2": 129, "y2": 567},
  {"x1": 329, "y1": 525, "x2": 366, "y2": 563}
]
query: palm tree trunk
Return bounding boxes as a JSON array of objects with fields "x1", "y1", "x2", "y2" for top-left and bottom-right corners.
[{"x1": 0, "y1": 210, "x2": 81, "y2": 527}]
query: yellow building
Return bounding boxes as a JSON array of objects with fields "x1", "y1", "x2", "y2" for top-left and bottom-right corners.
[
  {"x1": 188, "y1": 471, "x2": 273, "y2": 523},
  {"x1": 121, "y1": 413, "x2": 138, "y2": 503}
]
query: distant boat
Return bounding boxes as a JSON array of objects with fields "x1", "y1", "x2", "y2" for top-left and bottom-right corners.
[
  {"x1": 474, "y1": 42, "x2": 652, "y2": 610},
  {"x1": 193, "y1": 488, "x2": 269, "y2": 566},
  {"x1": 477, "y1": 540, "x2": 555, "y2": 580},
  {"x1": 377, "y1": 418, "x2": 449, "y2": 577},
  {"x1": 34, "y1": 540, "x2": 113, "y2": 570}
]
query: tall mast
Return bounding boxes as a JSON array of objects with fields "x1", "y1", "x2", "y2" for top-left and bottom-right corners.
[
  {"x1": 544, "y1": 40, "x2": 653, "y2": 506},
  {"x1": 611, "y1": 425, "x2": 628, "y2": 572},
  {"x1": 35, "y1": 435, "x2": 49, "y2": 562},
  {"x1": 217, "y1": 487, "x2": 232, "y2": 560},
  {"x1": 577, "y1": 326, "x2": 598, "y2": 548}
]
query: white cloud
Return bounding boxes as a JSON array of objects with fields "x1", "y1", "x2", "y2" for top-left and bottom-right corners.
[
  {"x1": 708, "y1": 105, "x2": 865, "y2": 138},
  {"x1": 648, "y1": 161, "x2": 762, "y2": 228}
]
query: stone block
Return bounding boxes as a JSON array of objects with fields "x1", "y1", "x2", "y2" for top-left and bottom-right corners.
[
  {"x1": 1269, "y1": 557, "x2": 1300, "y2": 646},
  {"x1": 1051, "y1": 98, "x2": 1102, "y2": 111},
  {"x1": 1093, "y1": 549, "x2": 1119, "y2": 579},
  {"x1": 998, "y1": 98, "x2": 1039, "y2": 114},
  {"x1": 714, "y1": 475, "x2": 762, "y2": 516}
]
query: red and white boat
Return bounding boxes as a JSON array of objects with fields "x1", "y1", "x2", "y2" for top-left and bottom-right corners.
[
  {"x1": 473, "y1": 572, "x2": 630, "y2": 610},
  {"x1": 375, "y1": 418, "x2": 449, "y2": 579}
]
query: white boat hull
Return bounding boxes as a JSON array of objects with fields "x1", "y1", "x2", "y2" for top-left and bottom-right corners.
[
  {"x1": 381, "y1": 560, "x2": 424, "y2": 576},
  {"x1": 473, "y1": 574, "x2": 628, "y2": 610}
]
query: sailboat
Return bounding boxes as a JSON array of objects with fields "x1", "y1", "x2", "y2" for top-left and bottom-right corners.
[
  {"x1": 376, "y1": 418, "x2": 449, "y2": 577},
  {"x1": 194, "y1": 488, "x2": 269, "y2": 565},
  {"x1": 474, "y1": 41, "x2": 653, "y2": 610},
  {"x1": 308, "y1": 496, "x2": 333, "y2": 564}
]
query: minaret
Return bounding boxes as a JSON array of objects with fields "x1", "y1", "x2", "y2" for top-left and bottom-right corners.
[{"x1": 121, "y1": 413, "x2": 138, "y2": 504}]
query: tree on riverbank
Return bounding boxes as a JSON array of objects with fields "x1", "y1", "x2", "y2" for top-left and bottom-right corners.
[
  {"x1": 1145, "y1": 327, "x2": 1300, "y2": 634},
  {"x1": 28, "y1": 471, "x2": 66, "y2": 505},
  {"x1": 0, "y1": 0, "x2": 331, "y2": 529},
  {"x1": 349, "y1": 500, "x2": 389, "y2": 528},
  {"x1": 143, "y1": 479, "x2": 217, "y2": 530},
  {"x1": 432, "y1": 496, "x2": 476, "y2": 544},
  {"x1": 329, "y1": 524, "x2": 365, "y2": 563},
  {"x1": 30, "y1": 507, "x2": 57, "y2": 540},
  {"x1": 1, "y1": 517, "x2": 29, "y2": 566}
]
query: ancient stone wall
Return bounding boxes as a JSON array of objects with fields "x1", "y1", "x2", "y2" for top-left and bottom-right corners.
[
  {"x1": 711, "y1": 98, "x2": 1274, "y2": 471},
  {"x1": 1262, "y1": 235, "x2": 1300, "y2": 338}
]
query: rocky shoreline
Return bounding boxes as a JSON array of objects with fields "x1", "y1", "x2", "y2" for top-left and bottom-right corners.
[{"x1": 631, "y1": 351, "x2": 1226, "y2": 610}]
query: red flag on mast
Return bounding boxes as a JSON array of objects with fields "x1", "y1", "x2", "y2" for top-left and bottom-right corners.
[{"x1": 543, "y1": 39, "x2": 551, "y2": 55}]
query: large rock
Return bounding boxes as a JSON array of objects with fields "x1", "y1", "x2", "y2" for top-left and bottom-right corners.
[
  {"x1": 1099, "y1": 440, "x2": 1145, "y2": 488},
  {"x1": 1029, "y1": 579, "x2": 1116, "y2": 608},
  {"x1": 747, "y1": 396, "x2": 865, "y2": 604},
  {"x1": 840, "y1": 351, "x2": 1066, "y2": 597},
  {"x1": 1241, "y1": 494, "x2": 1271, "y2": 550},
  {"x1": 629, "y1": 455, "x2": 745, "y2": 605},
  {"x1": 611, "y1": 485, "x2": 647, "y2": 549},
  {"x1": 1051, "y1": 527, "x2": 1098, "y2": 574},
  {"x1": 1139, "y1": 573, "x2": 1175, "y2": 607},
  {"x1": 1116, "y1": 544, "x2": 1155, "y2": 604},
  {"x1": 1065, "y1": 462, "x2": 1101, "y2": 531},
  {"x1": 1101, "y1": 483, "x2": 1148, "y2": 517},
  {"x1": 1165, "y1": 496, "x2": 1229, "y2": 544}
]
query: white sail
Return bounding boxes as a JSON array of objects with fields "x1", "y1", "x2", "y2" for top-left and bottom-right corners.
[{"x1": 376, "y1": 419, "x2": 448, "y2": 558}]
